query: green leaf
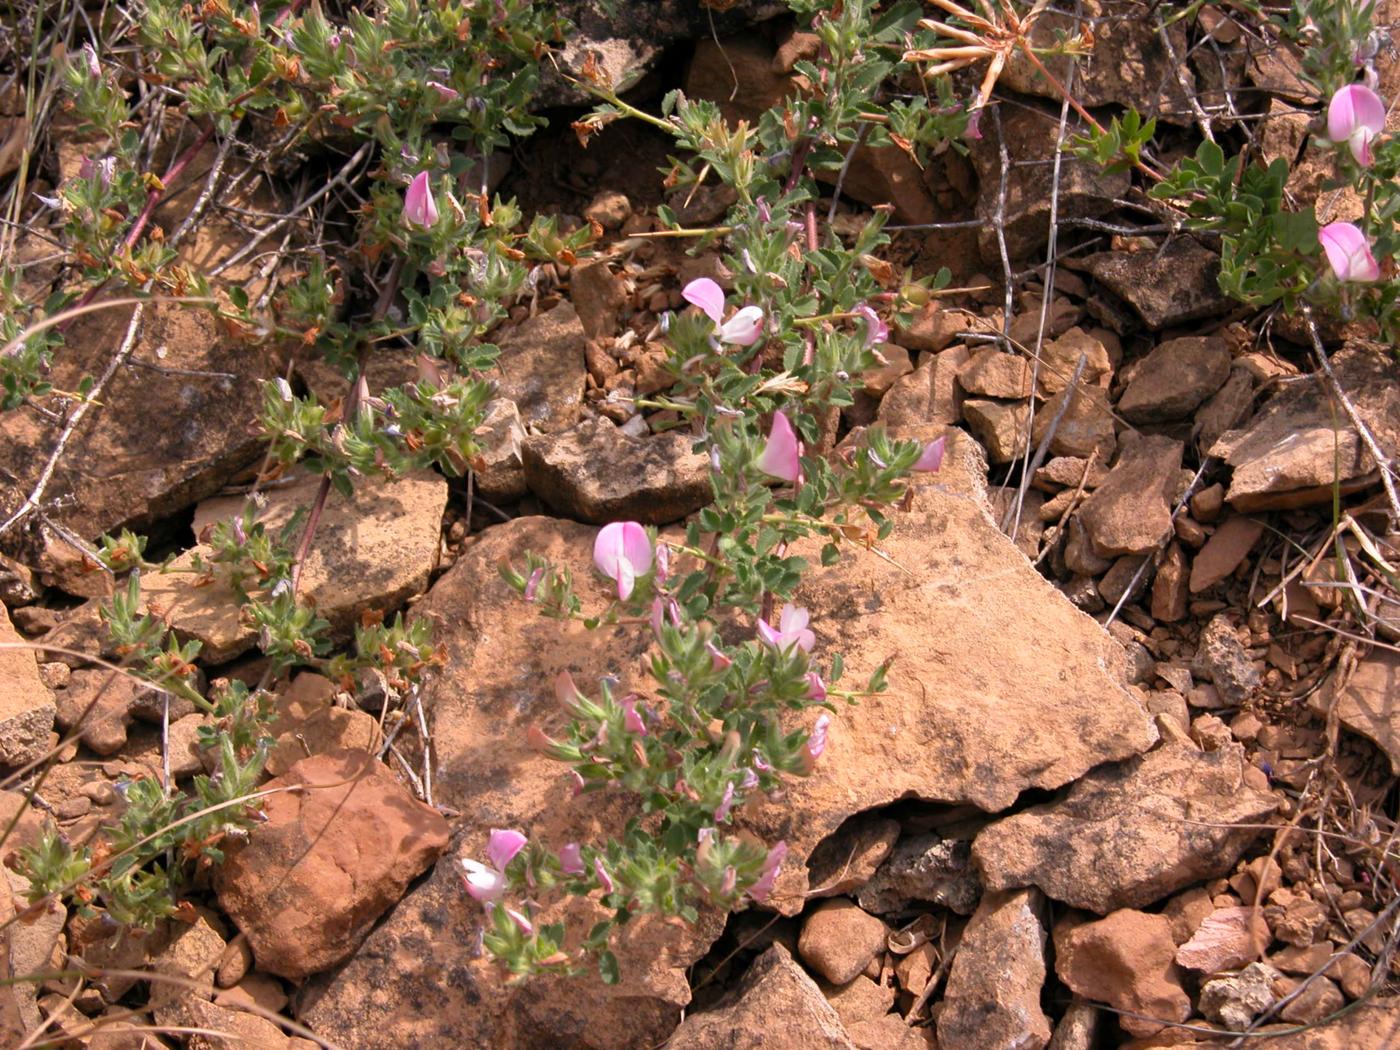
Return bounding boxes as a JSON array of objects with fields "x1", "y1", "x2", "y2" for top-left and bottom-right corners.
[{"x1": 598, "y1": 950, "x2": 620, "y2": 985}]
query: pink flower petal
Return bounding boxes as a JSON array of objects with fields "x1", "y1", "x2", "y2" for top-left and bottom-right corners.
[
  {"x1": 913, "y1": 436, "x2": 946, "y2": 473},
  {"x1": 560, "y1": 843, "x2": 584, "y2": 875},
  {"x1": 620, "y1": 696, "x2": 647, "y2": 735},
  {"x1": 595, "y1": 858, "x2": 614, "y2": 894},
  {"x1": 682, "y1": 278, "x2": 726, "y2": 325},
  {"x1": 404, "y1": 171, "x2": 439, "y2": 228},
  {"x1": 748, "y1": 841, "x2": 788, "y2": 902},
  {"x1": 487, "y1": 828, "x2": 527, "y2": 871},
  {"x1": 594, "y1": 521, "x2": 652, "y2": 598},
  {"x1": 805, "y1": 672, "x2": 826, "y2": 701},
  {"x1": 756, "y1": 411, "x2": 803, "y2": 483},
  {"x1": 459, "y1": 858, "x2": 506, "y2": 902},
  {"x1": 505, "y1": 907, "x2": 534, "y2": 935},
  {"x1": 1320, "y1": 221, "x2": 1381, "y2": 282},
  {"x1": 426, "y1": 80, "x2": 460, "y2": 102},
  {"x1": 718, "y1": 305, "x2": 765, "y2": 346}
]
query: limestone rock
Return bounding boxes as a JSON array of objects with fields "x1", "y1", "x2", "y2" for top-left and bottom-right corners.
[
  {"x1": 0, "y1": 302, "x2": 276, "y2": 549},
  {"x1": 959, "y1": 349, "x2": 1033, "y2": 399},
  {"x1": 1189, "y1": 516, "x2": 1264, "y2": 593},
  {"x1": 571, "y1": 260, "x2": 627, "y2": 339},
  {"x1": 214, "y1": 749, "x2": 449, "y2": 980},
  {"x1": 1174, "y1": 906, "x2": 1270, "y2": 972},
  {"x1": 938, "y1": 888, "x2": 1050, "y2": 1050},
  {"x1": 1118, "y1": 337, "x2": 1231, "y2": 424},
  {"x1": 264, "y1": 673, "x2": 382, "y2": 777},
  {"x1": 1085, "y1": 239, "x2": 1233, "y2": 330},
  {"x1": 878, "y1": 347, "x2": 967, "y2": 427},
  {"x1": 142, "y1": 471, "x2": 446, "y2": 664},
  {"x1": 1037, "y1": 328, "x2": 1113, "y2": 397},
  {"x1": 522, "y1": 416, "x2": 710, "y2": 524},
  {"x1": 493, "y1": 301, "x2": 588, "y2": 434},
  {"x1": 1077, "y1": 434, "x2": 1184, "y2": 557},
  {"x1": 1054, "y1": 910, "x2": 1190, "y2": 1037},
  {"x1": 973, "y1": 742, "x2": 1278, "y2": 913},
  {"x1": 1192, "y1": 614, "x2": 1261, "y2": 704},
  {"x1": 894, "y1": 306, "x2": 979, "y2": 354},
  {"x1": 1193, "y1": 367, "x2": 1257, "y2": 452},
  {"x1": 1323, "y1": 649, "x2": 1400, "y2": 774},
  {"x1": 0, "y1": 603, "x2": 55, "y2": 768},
  {"x1": 1210, "y1": 344, "x2": 1400, "y2": 511},
  {"x1": 1030, "y1": 384, "x2": 1116, "y2": 461},
  {"x1": 806, "y1": 815, "x2": 901, "y2": 898},
  {"x1": 856, "y1": 834, "x2": 980, "y2": 916},
  {"x1": 471, "y1": 398, "x2": 528, "y2": 502},
  {"x1": 798, "y1": 900, "x2": 889, "y2": 985},
  {"x1": 668, "y1": 944, "x2": 856, "y2": 1050},
  {"x1": 1000, "y1": 2, "x2": 1195, "y2": 116},
  {"x1": 1199, "y1": 962, "x2": 1281, "y2": 1030},
  {"x1": 963, "y1": 399, "x2": 1032, "y2": 464},
  {"x1": 968, "y1": 104, "x2": 1129, "y2": 262},
  {"x1": 52, "y1": 669, "x2": 185, "y2": 757}
]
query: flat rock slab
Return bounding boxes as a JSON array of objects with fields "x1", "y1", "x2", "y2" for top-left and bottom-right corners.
[
  {"x1": 973, "y1": 741, "x2": 1279, "y2": 914},
  {"x1": 0, "y1": 603, "x2": 55, "y2": 768},
  {"x1": 1118, "y1": 336, "x2": 1231, "y2": 424},
  {"x1": 1323, "y1": 649, "x2": 1400, "y2": 774},
  {"x1": 493, "y1": 301, "x2": 587, "y2": 434},
  {"x1": 142, "y1": 471, "x2": 446, "y2": 663},
  {"x1": 1210, "y1": 343, "x2": 1400, "y2": 511},
  {"x1": 1077, "y1": 433, "x2": 1184, "y2": 557},
  {"x1": 938, "y1": 888, "x2": 1050, "y2": 1050},
  {"x1": 214, "y1": 749, "x2": 449, "y2": 981},
  {"x1": 302, "y1": 428, "x2": 1155, "y2": 1047},
  {"x1": 0, "y1": 302, "x2": 277, "y2": 550},
  {"x1": 1084, "y1": 239, "x2": 1233, "y2": 330},
  {"x1": 669, "y1": 944, "x2": 856, "y2": 1050},
  {"x1": 522, "y1": 416, "x2": 710, "y2": 524}
]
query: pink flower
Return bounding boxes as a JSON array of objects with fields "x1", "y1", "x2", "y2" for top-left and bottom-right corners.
[
  {"x1": 595, "y1": 858, "x2": 615, "y2": 894},
  {"x1": 560, "y1": 843, "x2": 585, "y2": 875},
  {"x1": 681, "y1": 278, "x2": 765, "y2": 346},
  {"x1": 593, "y1": 521, "x2": 653, "y2": 601},
  {"x1": 965, "y1": 108, "x2": 983, "y2": 141},
  {"x1": 459, "y1": 858, "x2": 507, "y2": 903},
  {"x1": 79, "y1": 156, "x2": 116, "y2": 188},
  {"x1": 853, "y1": 304, "x2": 888, "y2": 347},
  {"x1": 748, "y1": 841, "x2": 788, "y2": 903},
  {"x1": 568, "y1": 769, "x2": 585, "y2": 796},
  {"x1": 487, "y1": 828, "x2": 527, "y2": 871},
  {"x1": 757, "y1": 603, "x2": 815, "y2": 653},
  {"x1": 805, "y1": 672, "x2": 826, "y2": 702},
  {"x1": 1327, "y1": 84, "x2": 1386, "y2": 167},
  {"x1": 756, "y1": 411, "x2": 803, "y2": 483},
  {"x1": 912, "y1": 436, "x2": 946, "y2": 473},
  {"x1": 620, "y1": 696, "x2": 647, "y2": 735},
  {"x1": 404, "y1": 171, "x2": 439, "y2": 228},
  {"x1": 427, "y1": 80, "x2": 460, "y2": 102},
  {"x1": 714, "y1": 781, "x2": 735, "y2": 822},
  {"x1": 1320, "y1": 221, "x2": 1381, "y2": 282},
  {"x1": 523, "y1": 567, "x2": 544, "y2": 601},
  {"x1": 82, "y1": 43, "x2": 101, "y2": 79},
  {"x1": 720, "y1": 866, "x2": 737, "y2": 895},
  {"x1": 505, "y1": 907, "x2": 534, "y2": 935}
]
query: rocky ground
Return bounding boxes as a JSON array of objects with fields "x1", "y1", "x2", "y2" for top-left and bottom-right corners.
[{"x1": 3, "y1": 4, "x2": 1400, "y2": 1049}]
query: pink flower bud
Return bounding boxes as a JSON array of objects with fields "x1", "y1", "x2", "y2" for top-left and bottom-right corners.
[
  {"x1": 523, "y1": 567, "x2": 544, "y2": 601},
  {"x1": 912, "y1": 436, "x2": 946, "y2": 473},
  {"x1": 403, "y1": 171, "x2": 440, "y2": 228},
  {"x1": 748, "y1": 841, "x2": 787, "y2": 903},
  {"x1": 756, "y1": 411, "x2": 803, "y2": 483},
  {"x1": 427, "y1": 80, "x2": 460, "y2": 102},
  {"x1": 505, "y1": 907, "x2": 534, "y2": 935},
  {"x1": 560, "y1": 843, "x2": 584, "y2": 875},
  {"x1": 720, "y1": 865, "x2": 737, "y2": 895},
  {"x1": 853, "y1": 303, "x2": 888, "y2": 348},
  {"x1": 1320, "y1": 221, "x2": 1381, "y2": 282},
  {"x1": 620, "y1": 696, "x2": 647, "y2": 735},
  {"x1": 804, "y1": 672, "x2": 826, "y2": 702},
  {"x1": 706, "y1": 640, "x2": 732, "y2": 671},
  {"x1": 714, "y1": 781, "x2": 735, "y2": 822},
  {"x1": 1327, "y1": 84, "x2": 1386, "y2": 167},
  {"x1": 82, "y1": 43, "x2": 101, "y2": 79},
  {"x1": 593, "y1": 521, "x2": 653, "y2": 601},
  {"x1": 595, "y1": 858, "x2": 614, "y2": 894}
]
